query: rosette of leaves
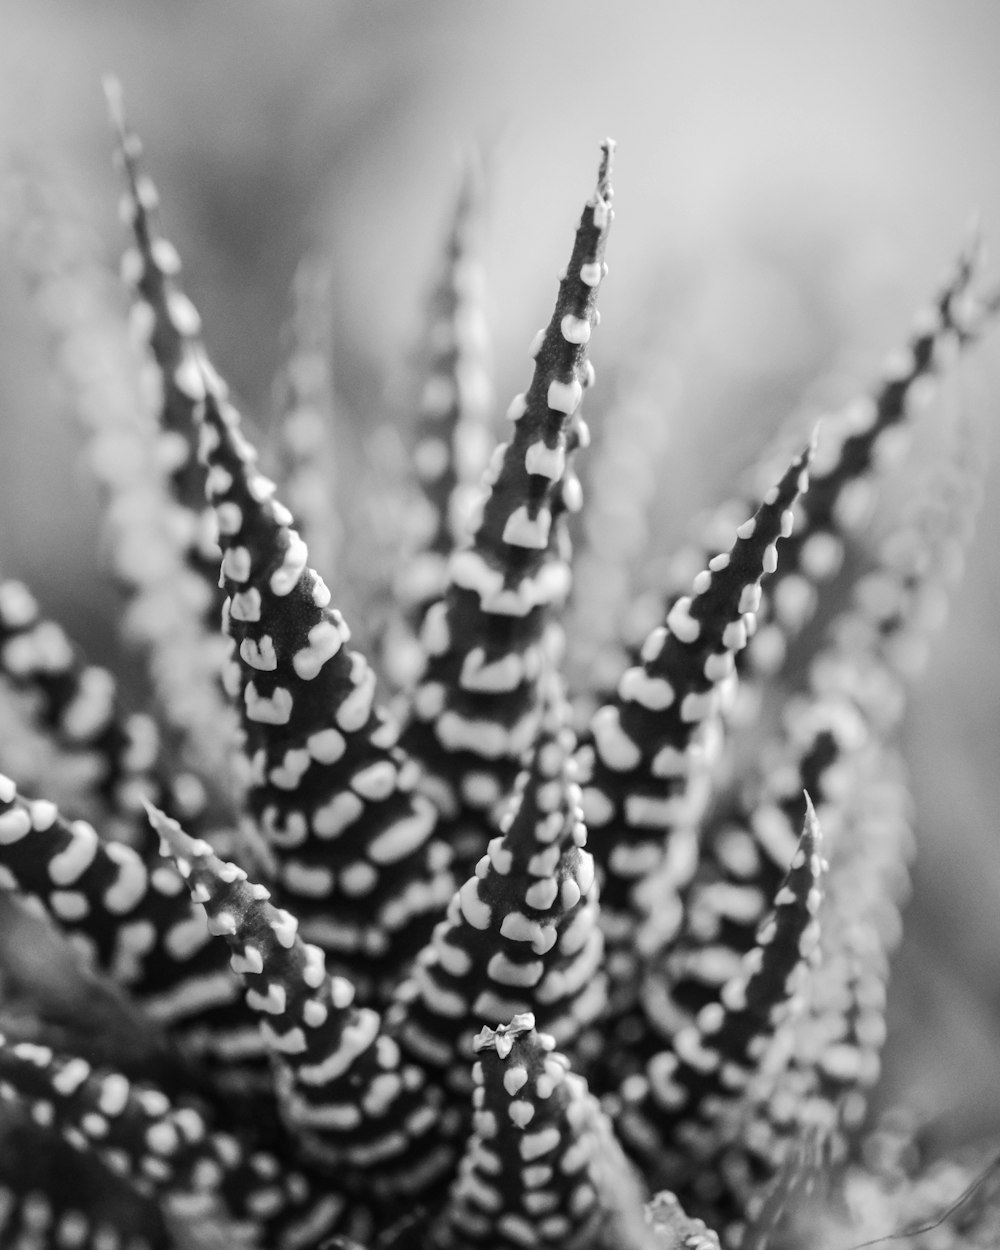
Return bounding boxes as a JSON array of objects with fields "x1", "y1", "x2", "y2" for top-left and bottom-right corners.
[{"x1": 0, "y1": 83, "x2": 996, "y2": 1250}]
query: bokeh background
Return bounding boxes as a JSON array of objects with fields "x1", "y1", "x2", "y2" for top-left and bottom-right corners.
[{"x1": 0, "y1": 0, "x2": 998, "y2": 1166}]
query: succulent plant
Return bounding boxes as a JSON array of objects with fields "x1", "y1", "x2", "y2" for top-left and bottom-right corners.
[{"x1": 0, "y1": 83, "x2": 996, "y2": 1250}]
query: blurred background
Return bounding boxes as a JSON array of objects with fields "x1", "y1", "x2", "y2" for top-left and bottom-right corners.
[{"x1": 0, "y1": 0, "x2": 997, "y2": 1162}]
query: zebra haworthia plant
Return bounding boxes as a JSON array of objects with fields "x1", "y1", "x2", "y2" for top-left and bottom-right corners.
[{"x1": 0, "y1": 81, "x2": 996, "y2": 1250}]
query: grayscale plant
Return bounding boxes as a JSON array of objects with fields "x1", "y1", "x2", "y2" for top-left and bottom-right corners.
[{"x1": 0, "y1": 82, "x2": 996, "y2": 1250}]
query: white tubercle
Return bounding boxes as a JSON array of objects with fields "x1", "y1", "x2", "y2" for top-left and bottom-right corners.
[
  {"x1": 245, "y1": 683, "x2": 293, "y2": 726},
  {"x1": 650, "y1": 744, "x2": 688, "y2": 778},
  {"x1": 591, "y1": 199, "x2": 612, "y2": 230},
  {"x1": 625, "y1": 793, "x2": 692, "y2": 829},
  {"x1": 736, "y1": 517, "x2": 757, "y2": 541},
  {"x1": 460, "y1": 649, "x2": 524, "y2": 694},
  {"x1": 546, "y1": 378, "x2": 583, "y2": 416},
  {"x1": 292, "y1": 619, "x2": 344, "y2": 680},
  {"x1": 525, "y1": 440, "x2": 566, "y2": 480},
  {"x1": 560, "y1": 314, "x2": 591, "y2": 345},
  {"x1": 665, "y1": 597, "x2": 700, "y2": 645},
  {"x1": 167, "y1": 290, "x2": 202, "y2": 338},
  {"x1": 721, "y1": 619, "x2": 748, "y2": 651},
  {"x1": 240, "y1": 636, "x2": 278, "y2": 672},
  {"x1": 335, "y1": 660, "x2": 376, "y2": 732},
  {"x1": 48, "y1": 823, "x2": 99, "y2": 886},
  {"x1": 451, "y1": 550, "x2": 505, "y2": 599},
  {"x1": 506, "y1": 393, "x2": 528, "y2": 422},
  {"x1": 215, "y1": 502, "x2": 243, "y2": 536},
  {"x1": 230, "y1": 589, "x2": 262, "y2": 623},
  {"x1": 641, "y1": 627, "x2": 668, "y2": 664},
  {"x1": 270, "y1": 532, "x2": 309, "y2": 596},
  {"x1": 590, "y1": 706, "x2": 641, "y2": 771},
  {"x1": 579, "y1": 262, "x2": 603, "y2": 287},
  {"x1": 618, "y1": 667, "x2": 675, "y2": 711},
  {"x1": 503, "y1": 506, "x2": 553, "y2": 550},
  {"x1": 221, "y1": 547, "x2": 252, "y2": 584}
]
